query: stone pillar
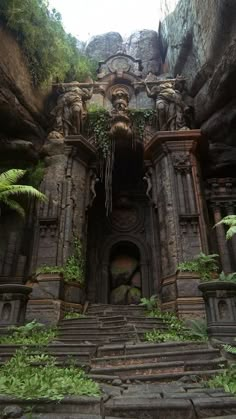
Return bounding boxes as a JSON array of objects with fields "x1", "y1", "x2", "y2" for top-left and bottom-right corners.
[
  {"x1": 145, "y1": 130, "x2": 207, "y2": 317},
  {"x1": 31, "y1": 135, "x2": 97, "y2": 271}
]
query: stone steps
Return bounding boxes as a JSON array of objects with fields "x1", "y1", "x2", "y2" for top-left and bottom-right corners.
[
  {"x1": 91, "y1": 358, "x2": 226, "y2": 380},
  {"x1": 93, "y1": 347, "x2": 222, "y2": 367}
]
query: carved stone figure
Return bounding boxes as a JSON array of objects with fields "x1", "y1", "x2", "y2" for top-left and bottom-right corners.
[
  {"x1": 51, "y1": 81, "x2": 93, "y2": 136},
  {"x1": 145, "y1": 75, "x2": 189, "y2": 131},
  {"x1": 110, "y1": 86, "x2": 132, "y2": 138},
  {"x1": 89, "y1": 170, "x2": 99, "y2": 207},
  {"x1": 143, "y1": 168, "x2": 153, "y2": 201}
]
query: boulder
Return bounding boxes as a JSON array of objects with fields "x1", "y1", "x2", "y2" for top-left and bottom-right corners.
[
  {"x1": 85, "y1": 32, "x2": 123, "y2": 61},
  {"x1": 127, "y1": 287, "x2": 142, "y2": 305},
  {"x1": 110, "y1": 285, "x2": 130, "y2": 305}
]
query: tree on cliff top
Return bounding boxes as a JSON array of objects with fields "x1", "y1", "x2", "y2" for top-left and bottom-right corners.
[{"x1": 0, "y1": 0, "x2": 97, "y2": 85}]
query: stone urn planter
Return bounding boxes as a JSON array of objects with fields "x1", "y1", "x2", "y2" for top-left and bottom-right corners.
[
  {"x1": 0, "y1": 284, "x2": 32, "y2": 326},
  {"x1": 64, "y1": 282, "x2": 86, "y2": 304},
  {"x1": 199, "y1": 281, "x2": 236, "y2": 342}
]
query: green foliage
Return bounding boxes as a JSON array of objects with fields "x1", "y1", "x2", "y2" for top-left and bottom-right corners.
[
  {"x1": 185, "y1": 319, "x2": 208, "y2": 340},
  {"x1": 88, "y1": 107, "x2": 111, "y2": 158},
  {"x1": 215, "y1": 215, "x2": 236, "y2": 240},
  {"x1": 37, "y1": 238, "x2": 85, "y2": 284},
  {"x1": 0, "y1": 349, "x2": 100, "y2": 400},
  {"x1": 128, "y1": 109, "x2": 155, "y2": 139},
  {"x1": 207, "y1": 363, "x2": 236, "y2": 395},
  {"x1": 26, "y1": 161, "x2": 45, "y2": 188},
  {"x1": 63, "y1": 238, "x2": 85, "y2": 284},
  {"x1": 177, "y1": 252, "x2": 219, "y2": 282},
  {"x1": 145, "y1": 308, "x2": 207, "y2": 343},
  {"x1": 0, "y1": 0, "x2": 98, "y2": 85},
  {"x1": 0, "y1": 320, "x2": 57, "y2": 345},
  {"x1": 36, "y1": 265, "x2": 63, "y2": 275},
  {"x1": 0, "y1": 169, "x2": 47, "y2": 217},
  {"x1": 223, "y1": 344, "x2": 236, "y2": 355},
  {"x1": 218, "y1": 271, "x2": 236, "y2": 282},
  {"x1": 64, "y1": 312, "x2": 86, "y2": 320},
  {"x1": 139, "y1": 295, "x2": 159, "y2": 311}
]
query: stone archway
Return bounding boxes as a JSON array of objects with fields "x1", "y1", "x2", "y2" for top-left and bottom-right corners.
[{"x1": 96, "y1": 234, "x2": 151, "y2": 304}]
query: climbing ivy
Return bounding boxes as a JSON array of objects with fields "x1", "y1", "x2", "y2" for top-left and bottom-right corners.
[
  {"x1": 88, "y1": 106, "x2": 111, "y2": 158},
  {"x1": 128, "y1": 109, "x2": 155, "y2": 139}
]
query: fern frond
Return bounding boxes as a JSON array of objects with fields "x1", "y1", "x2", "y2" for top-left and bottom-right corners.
[{"x1": 0, "y1": 169, "x2": 26, "y2": 185}]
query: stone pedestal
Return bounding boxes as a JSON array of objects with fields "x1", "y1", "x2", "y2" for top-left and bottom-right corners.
[
  {"x1": 0, "y1": 284, "x2": 32, "y2": 326},
  {"x1": 161, "y1": 272, "x2": 205, "y2": 319},
  {"x1": 145, "y1": 130, "x2": 208, "y2": 317},
  {"x1": 64, "y1": 283, "x2": 86, "y2": 304},
  {"x1": 199, "y1": 281, "x2": 236, "y2": 342}
]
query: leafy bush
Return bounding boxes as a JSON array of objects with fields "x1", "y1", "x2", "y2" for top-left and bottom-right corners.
[
  {"x1": 0, "y1": 0, "x2": 97, "y2": 85},
  {"x1": 0, "y1": 349, "x2": 100, "y2": 400},
  {"x1": 215, "y1": 215, "x2": 236, "y2": 240},
  {"x1": 207, "y1": 363, "x2": 236, "y2": 395},
  {"x1": 37, "y1": 238, "x2": 85, "y2": 284},
  {"x1": 64, "y1": 312, "x2": 86, "y2": 320},
  {"x1": 177, "y1": 252, "x2": 219, "y2": 282},
  {"x1": 218, "y1": 271, "x2": 236, "y2": 282},
  {"x1": 139, "y1": 295, "x2": 159, "y2": 311},
  {"x1": 145, "y1": 309, "x2": 207, "y2": 343},
  {"x1": 0, "y1": 320, "x2": 57, "y2": 345}
]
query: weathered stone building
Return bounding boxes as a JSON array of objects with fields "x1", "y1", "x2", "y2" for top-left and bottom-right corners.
[{"x1": 0, "y1": 0, "x2": 236, "y2": 325}]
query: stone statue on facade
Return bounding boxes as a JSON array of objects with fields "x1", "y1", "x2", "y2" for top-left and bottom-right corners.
[
  {"x1": 51, "y1": 80, "x2": 94, "y2": 137},
  {"x1": 145, "y1": 73, "x2": 189, "y2": 131},
  {"x1": 89, "y1": 170, "x2": 100, "y2": 207},
  {"x1": 110, "y1": 86, "x2": 132, "y2": 139},
  {"x1": 143, "y1": 168, "x2": 153, "y2": 202}
]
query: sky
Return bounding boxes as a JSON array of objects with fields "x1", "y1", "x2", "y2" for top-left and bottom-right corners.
[{"x1": 48, "y1": 0, "x2": 163, "y2": 42}]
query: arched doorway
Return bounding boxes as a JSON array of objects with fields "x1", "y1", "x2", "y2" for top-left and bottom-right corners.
[
  {"x1": 94, "y1": 235, "x2": 151, "y2": 304},
  {"x1": 109, "y1": 241, "x2": 141, "y2": 304}
]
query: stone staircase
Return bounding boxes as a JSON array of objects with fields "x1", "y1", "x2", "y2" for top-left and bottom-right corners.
[{"x1": 1, "y1": 304, "x2": 236, "y2": 418}]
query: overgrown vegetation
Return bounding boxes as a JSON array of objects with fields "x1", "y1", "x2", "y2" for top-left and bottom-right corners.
[
  {"x1": 0, "y1": 320, "x2": 57, "y2": 345},
  {"x1": 0, "y1": 0, "x2": 97, "y2": 85},
  {"x1": 207, "y1": 364, "x2": 236, "y2": 395},
  {"x1": 0, "y1": 169, "x2": 47, "y2": 217},
  {"x1": 177, "y1": 252, "x2": 219, "y2": 282},
  {"x1": 128, "y1": 109, "x2": 155, "y2": 139},
  {"x1": 215, "y1": 215, "x2": 236, "y2": 240},
  {"x1": 37, "y1": 238, "x2": 85, "y2": 284},
  {"x1": 64, "y1": 312, "x2": 86, "y2": 320},
  {"x1": 88, "y1": 106, "x2": 111, "y2": 158},
  {"x1": 0, "y1": 349, "x2": 100, "y2": 400},
  {"x1": 141, "y1": 296, "x2": 207, "y2": 343}
]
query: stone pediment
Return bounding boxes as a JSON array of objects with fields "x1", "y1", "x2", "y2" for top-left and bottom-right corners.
[{"x1": 97, "y1": 53, "x2": 143, "y2": 79}]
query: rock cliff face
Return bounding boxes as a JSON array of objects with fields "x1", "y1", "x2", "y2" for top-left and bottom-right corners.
[
  {"x1": 0, "y1": 25, "x2": 46, "y2": 158},
  {"x1": 85, "y1": 30, "x2": 161, "y2": 77},
  {"x1": 159, "y1": 0, "x2": 236, "y2": 174}
]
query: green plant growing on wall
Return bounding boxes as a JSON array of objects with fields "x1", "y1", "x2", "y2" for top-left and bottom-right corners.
[
  {"x1": 218, "y1": 271, "x2": 236, "y2": 282},
  {"x1": 139, "y1": 295, "x2": 159, "y2": 311},
  {"x1": 64, "y1": 312, "x2": 86, "y2": 320},
  {"x1": 128, "y1": 109, "x2": 155, "y2": 139},
  {"x1": 0, "y1": 169, "x2": 47, "y2": 217},
  {"x1": 88, "y1": 106, "x2": 111, "y2": 158},
  {"x1": 177, "y1": 252, "x2": 219, "y2": 282},
  {"x1": 215, "y1": 215, "x2": 236, "y2": 240},
  {"x1": 36, "y1": 238, "x2": 85, "y2": 285}
]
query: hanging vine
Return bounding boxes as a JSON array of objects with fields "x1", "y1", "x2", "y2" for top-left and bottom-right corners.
[{"x1": 87, "y1": 106, "x2": 155, "y2": 215}]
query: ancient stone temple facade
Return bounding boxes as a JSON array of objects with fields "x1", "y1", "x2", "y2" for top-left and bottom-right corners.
[{"x1": 0, "y1": 50, "x2": 236, "y2": 323}]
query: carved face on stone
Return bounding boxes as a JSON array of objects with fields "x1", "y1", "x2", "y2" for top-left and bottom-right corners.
[{"x1": 111, "y1": 88, "x2": 129, "y2": 111}]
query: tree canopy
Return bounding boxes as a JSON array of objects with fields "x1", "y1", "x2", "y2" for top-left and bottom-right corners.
[{"x1": 0, "y1": 0, "x2": 97, "y2": 85}]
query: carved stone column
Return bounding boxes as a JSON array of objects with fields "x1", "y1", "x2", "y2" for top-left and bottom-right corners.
[
  {"x1": 145, "y1": 130, "x2": 207, "y2": 317},
  {"x1": 27, "y1": 135, "x2": 96, "y2": 323}
]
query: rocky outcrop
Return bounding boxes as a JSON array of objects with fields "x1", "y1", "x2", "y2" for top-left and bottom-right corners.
[
  {"x1": 85, "y1": 30, "x2": 161, "y2": 77},
  {"x1": 85, "y1": 32, "x2": 123, "y2": 61},
  {"x1": 125, "y1": 30, "x2": 161, "y2": 76},
  {"x1": 0, "y1": 25, "x2": 46, "y2": 149},
  {"x1": 159, "y1": 0, "x2": 236, "y2": 174}
]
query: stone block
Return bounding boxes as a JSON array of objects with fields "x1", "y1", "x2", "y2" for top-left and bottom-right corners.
[{"x1": 26, "y1": 299, "x2": 62, "y2": 326}]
